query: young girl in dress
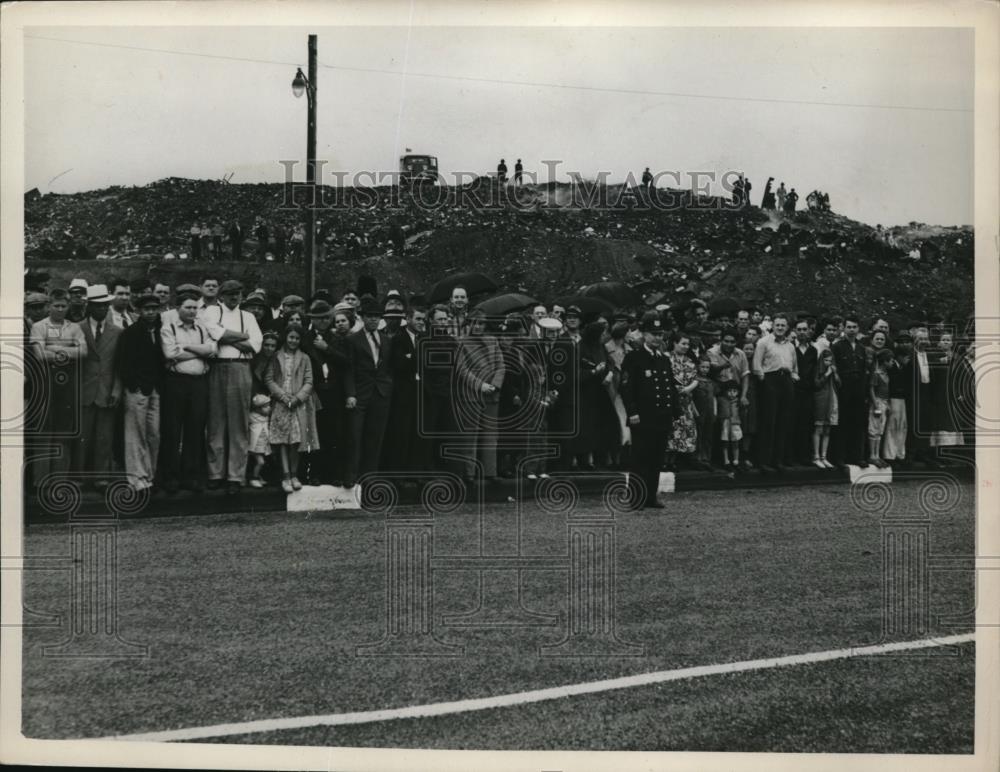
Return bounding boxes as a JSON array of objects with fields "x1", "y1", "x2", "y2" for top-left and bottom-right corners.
[
  {"x1": 812, "y1": 347, "x2": 840, "y2": 468},
  {"x1": 718, "y1": 380, "x2": 743, "y2": 470},
  {"x1": 248, "y1": 331, "x2": 279, "y2": 487},
  {"x1": 264, "y1": 324, "x2": 321, "y2": 493}
]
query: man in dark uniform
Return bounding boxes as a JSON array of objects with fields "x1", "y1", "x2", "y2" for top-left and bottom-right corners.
[{"x1": 620, "y1": 312, "x2": 678, "y2": 509}]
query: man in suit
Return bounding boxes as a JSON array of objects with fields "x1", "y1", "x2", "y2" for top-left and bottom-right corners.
[
  {"x1": 788, "y1": 318, "x2": 818, "y2": 465},
  {"x1": 117, "y1": 293, "x2": 167, "y2": 491},
  {"x1": 301, "y1": 298, "x2": 349, "y2": 484},
  {"x1": 343, "y1": 295, "x2": 394, "y2": 485},
  {"x1": 620, "y1": 312, "x2": 678, "y2": 509},
  {"x1": 73, "y1": 284, "x2": 123, "y2": 488},
  {"x1": 831, "y1": 315, "x2": 871, "y2": 467},
  {"x1": 455, "y1": 308, "x2": 506, "y2": 481},
  {"x1": 420, "y1": 305, "x2": 460, "y2": 473},
  {"x1": 383, "y1": 305, "x2": 426, "y2": 483}
]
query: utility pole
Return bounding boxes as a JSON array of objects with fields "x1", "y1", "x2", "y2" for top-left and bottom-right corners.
[{"x1": 305, "y1": 34, "x2": 317, "y2": 299}]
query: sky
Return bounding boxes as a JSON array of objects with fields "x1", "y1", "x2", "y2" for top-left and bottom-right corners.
[{"x1": 23, "y1": 25, "x2": 974, "y2": 227}]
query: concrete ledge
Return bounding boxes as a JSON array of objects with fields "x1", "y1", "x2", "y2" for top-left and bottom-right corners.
[
  {"x1": 848, "y1": 464, "x2": 893, "y2": 484},
  {"x1": 286, "y1": 484, "x2": 361, "y2": 512}
]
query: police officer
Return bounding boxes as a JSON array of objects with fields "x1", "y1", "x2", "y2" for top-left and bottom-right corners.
[{"x1": 620, "y1": 311, "x2": 678, "y2": 509}]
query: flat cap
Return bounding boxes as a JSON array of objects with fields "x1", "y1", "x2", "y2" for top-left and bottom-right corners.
[
  {"x1": 24, "y1": 292, "x2": 48, "y2": 306},
  {"x1": 175, "y1": 283, "x2": 202, "y2": 298},
  {"x1": 538, "y1": 317, "x2": 563, "y2": 331},
  {"x1": 281, "y1": 294, "x2": 306, "y2": 306},
  {"x1": 307, "y1": 299, "x2": 334, "y2": 317},
  {"x1": 134, "y1": 293, "x2": 162, "y2": 308},
  {"x1": 219, "y1": 279, "x2": 243, "y2": 294}
]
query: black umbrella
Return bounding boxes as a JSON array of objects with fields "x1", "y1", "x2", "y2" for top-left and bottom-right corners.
[
  {"x1": 579, "y1": 281, "x2": 642, "y2": 307},
  {"x1": 427, "y1": 272, "x2": 498, "y2": 303},
  {"x1": 475, "y1": 292, "x2": 538, "y2": 316},
  {"x1": 708, "y1": 296, "x2": 740, "y2": 318},
  {"x1": 555, "y1": 295, "x2": 616, "y2": 316}
]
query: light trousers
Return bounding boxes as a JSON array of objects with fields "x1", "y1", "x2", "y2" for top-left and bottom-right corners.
[{"x1": 124, "y1": 389, "x2": 160, "y2": 489}]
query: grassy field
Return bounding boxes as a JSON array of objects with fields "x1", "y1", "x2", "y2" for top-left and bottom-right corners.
[{"x1": 20, "y1": 481, "x2": 975, "y2": 752}]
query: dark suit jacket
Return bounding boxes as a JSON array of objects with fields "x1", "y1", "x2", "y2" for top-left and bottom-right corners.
[
  {"x1": 79, "y1": 318, "x2": 123, "y2": 407},
  {"x1": 794, "y1": 343, "x2": 818, "y2": 393},
  {"x1": 116, "y1": 320, "x2": 166, "y2": 396},
  {"x1": 831, "y1": 338, "x2": 870, "y2": 390},
  {"x1": 390, "y1": 329, "x2": 421, "y2": 404},
  {"x1": 343, "y1": 327, "x2": 394, "y2": 403},
  {"x1": 419, "y1": 332, "x2": 458, "y2": 400}
]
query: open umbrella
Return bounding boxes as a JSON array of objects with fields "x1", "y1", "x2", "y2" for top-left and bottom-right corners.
[
  {"x1": 427, "y1": 272, "x2": 498, "y2": 303},
  {"x1": 708, "y1": 296, "x2": 740, "y2": 318},
  {"x1": 475, "y1": 292, "x2": 538, "y2": 316},
  {"x1": 555, "y1": 295, "x2": 616, "y2": 316},
  {"x1": 579, "y1": 281, "x2": 642, "y2": 307}
]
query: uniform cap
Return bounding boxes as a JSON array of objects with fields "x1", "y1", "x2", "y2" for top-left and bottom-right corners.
[{"x1": 640, "y1": 311, "x2": 664, "y2": 332}]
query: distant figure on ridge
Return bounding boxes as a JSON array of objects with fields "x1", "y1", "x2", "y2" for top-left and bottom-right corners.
[{"x1": 761, "y1": 177, "x2": 776, "y2": 210}]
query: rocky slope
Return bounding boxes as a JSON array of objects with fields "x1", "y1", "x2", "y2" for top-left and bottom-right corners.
[{"x1": 23, "y1": 178, "x2": 974, "y2": 324}]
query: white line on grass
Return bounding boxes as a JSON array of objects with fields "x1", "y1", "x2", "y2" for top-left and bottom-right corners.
[{"x1": 105, "y1": 633, "x2": 974, "y2": 742}]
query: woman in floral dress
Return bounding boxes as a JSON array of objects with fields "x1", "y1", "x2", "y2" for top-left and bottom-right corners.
[{"x1": 666, "y1": 332, "x2": 699, "y2": 470}]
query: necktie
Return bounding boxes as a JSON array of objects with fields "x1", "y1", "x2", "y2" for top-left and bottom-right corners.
[
  {"x1": 370, "y1": 332, "x2": 380, "y2": 363},
  {"x1": 121, "y1": 313, "x2": 130, "y2": 328},
  {"x1": 95, "y1": 322, "x2": 102, "y2": 341}
]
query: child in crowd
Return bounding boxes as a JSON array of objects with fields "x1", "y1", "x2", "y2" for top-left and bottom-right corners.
[
  {"x1": 718, "y1": 380, "x2": 743, "y2": 471},
  {"x1": 867, "y1": 348, "x2": 893, "y2": 468},
  {"x1": 812, "y1": 347, "x2": 840, "y2": 468},
  {"x1": 693, "y1": 357, "x2": 717, "y2": 470},
  {"x1": 249, "y1": 331, "x2": 279, "y2": 487},
  {"x1": 740, "y1": 341, "x2": 758, "y2": 468}
]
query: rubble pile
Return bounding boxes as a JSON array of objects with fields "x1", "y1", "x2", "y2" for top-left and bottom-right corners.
[{"x1": 24, "y1": 178, "x2": 974, "y2": 322}]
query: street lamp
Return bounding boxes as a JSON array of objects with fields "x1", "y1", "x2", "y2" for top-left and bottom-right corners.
[{"x1": 291, "y1": 36, "x2": 317, "y2": 298}]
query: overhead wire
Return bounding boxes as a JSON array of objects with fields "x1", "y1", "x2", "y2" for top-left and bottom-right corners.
[{"x1": 24, "y1": 33, "x2": 972, "y2": 114}]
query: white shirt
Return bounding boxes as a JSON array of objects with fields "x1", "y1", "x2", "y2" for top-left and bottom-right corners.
[
  {"x1": 195, "y1": 300, "x2": 221, "y2": 321},
  {"x1": 366, "y1": 329, "x2": 381, "y2": 365},
  {"x1": 108, "y1": 308, "x2": 133, "y2": 329},
  {"x1": 203, "y1": 304, "x2": 263, "y2": 360},
  {"x1": 916, "y1": 350, "x2": 930, "y2": 384}
]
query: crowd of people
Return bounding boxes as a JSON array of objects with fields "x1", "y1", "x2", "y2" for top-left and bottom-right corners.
[{"x1": 23, "y1": 273, "x2": 976, "y2": 509}]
